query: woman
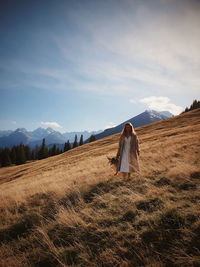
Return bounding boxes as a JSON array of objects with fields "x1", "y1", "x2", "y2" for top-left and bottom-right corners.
[{"x1": 116, "y1": 122, "x2": 140, "y2": 180}]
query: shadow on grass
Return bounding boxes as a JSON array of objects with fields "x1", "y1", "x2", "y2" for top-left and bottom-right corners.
[
  {"x1": 83, "y1": 179, "x2": 123, "y2": 203},
  {"x1": 0, "y1": 212, "x2": 41, "y2": 242},
  {"x1": 136, "y1": 198, "x2": 164, "y2": 213}
]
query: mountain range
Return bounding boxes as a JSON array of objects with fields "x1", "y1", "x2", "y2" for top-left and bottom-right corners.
[
  {"x1": 0, "y1": 128, "x2": 102, "y2": 148},
  {"x1": 0, "y1": 110, "x2": 173, "y2": 148},
  {"x1": 84, "y1": 109, "x2": 173, "y2": 142}
]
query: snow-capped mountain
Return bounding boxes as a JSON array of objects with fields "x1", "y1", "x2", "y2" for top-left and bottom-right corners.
[
  {"x1": 31, "y1": 127, "x2": 56, "y2": 140},
  {"x1": 0, "y1": 128, "x2": 33, "y2": 148},
  {"x1": 0, "y1": 110, "x2": 173, "y2": 148},
  {"x1": 0, "y1": 127, "x2": 103, "y2": 148},
  {"x1": 85, "y1": 110, "x2": 173, "y2": 142},
  {"x1": 29, "y1": 130, "x2": 66, "y2": 147}
]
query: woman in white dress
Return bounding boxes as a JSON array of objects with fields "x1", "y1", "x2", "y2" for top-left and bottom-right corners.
[{"x1": 116, "y1": 122, "x2": 140, "y2": 180}]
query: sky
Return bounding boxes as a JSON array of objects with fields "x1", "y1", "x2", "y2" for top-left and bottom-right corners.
[{"x1": 0, "y1": 0, "x2": 199, "y2": 132}]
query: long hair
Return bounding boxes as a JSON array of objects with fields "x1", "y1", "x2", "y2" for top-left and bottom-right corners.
[{"x1": 120, "y1": 122, "x2": 136, "y2": 137}]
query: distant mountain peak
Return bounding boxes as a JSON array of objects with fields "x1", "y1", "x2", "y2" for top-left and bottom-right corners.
[
  {"x1": 144, "y1": 109, "x2": 165, "y2": 119},
  {"x1": 145, "y1": 109, "x2": 161, "y2": 113},
  {"x1": 85, "y1": 109, "x2": 172, "y2": 143},
  {"x1": 33, "y1": 127, "x2": 54, "y2": 131}
]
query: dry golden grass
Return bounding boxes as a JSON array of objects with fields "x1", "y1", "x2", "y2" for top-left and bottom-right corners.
[{"x1": 0, "y1": 108, "x2": 200, "y2": 266}]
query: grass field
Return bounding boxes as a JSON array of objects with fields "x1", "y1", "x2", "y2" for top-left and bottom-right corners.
[{"x1": 0, "y1": 108, "x2": 200, "y2": 266}]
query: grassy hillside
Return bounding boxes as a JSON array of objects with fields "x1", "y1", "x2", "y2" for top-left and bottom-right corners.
[{"x1": 0, "y1": 108, "x2": 200, "y2": 266}]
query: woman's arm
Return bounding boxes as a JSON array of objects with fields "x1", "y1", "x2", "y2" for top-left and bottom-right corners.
[
  {"x1": 136, "y1": 136, "x2": 140, "y2": 155},
  {"x1": 116, "y1": 136, "x2": 122, "y2": 158}
]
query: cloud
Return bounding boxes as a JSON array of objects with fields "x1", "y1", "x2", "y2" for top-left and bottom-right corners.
[
  {"x1": 139, "y1": 96, "x2": 184, "y2": 115},
  {"x1": 1, "y1": 0, "x2": 199, "y2": 99},
  {"x1": 41, "y1": 121, "x2": 62, "y2": 128},
  {"x1": 51, "y1": 0, "x2": 200, "y2": 97}
]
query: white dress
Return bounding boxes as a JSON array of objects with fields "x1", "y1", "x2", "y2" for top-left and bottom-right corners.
[{"x1": 120, "y1": 136, "x2": 131, "y2": 172}]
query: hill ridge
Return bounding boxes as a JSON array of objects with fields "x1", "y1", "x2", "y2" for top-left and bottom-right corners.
[
  {"x1": 0, "y1": 109, "x2": 199, "y2": 186},
  {"x1": 0, "y1": 108, "x2": 200, "y2": 266}
]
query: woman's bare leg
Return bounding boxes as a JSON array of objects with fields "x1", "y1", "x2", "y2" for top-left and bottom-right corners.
[
  {"x1": 128, "y1": 172, "x2": 131, "y2": 179},
  {"x1": 121, "y1": 172, "x2": 127, "y2": 179}
]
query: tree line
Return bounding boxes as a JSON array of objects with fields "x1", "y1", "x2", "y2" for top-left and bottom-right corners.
[
  {"x1": 0, "y1": 134, "x2": 96, "y2": 168},
  {"x1": 184, "y1": 99, "x2": 200, "y2": 113}
]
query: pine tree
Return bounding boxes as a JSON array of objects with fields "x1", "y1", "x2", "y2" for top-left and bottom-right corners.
[
  {"x1": 79, "y1": 134, "x2": 83, "y2": 146},
  {"x1": 32, "y1": 145, "x2": 39, "y2": 160},
  {"x1": 89, "y1": 134, "x2": 96, "y2": 142},
  {"x1": 56, "y1": 147, "x2": 61, "y2": 155},
  {"x1": 49, "y1": 144, "x2": 57, "y2": 156},
  {"x1": 73, "y1": 135, "x2": 78, "y2": 148},
  {"x1": 16, "y1": 144, "x2": 26, "y2": 165},
  {"x1": 0, "y1": 149, "x2": 2, "y2": 167},
  {"x1": 67, "y1": 140, "x2": 71, "y2": 151},
  {"x1": 24, "y1": 145, "x2": 31, "y2": 161},
  {"x1": 10, "y1": 146, "x2": 17, "y2": 164},
  {"x1": 190, "y1": 99, "x2": 200, "y2": 110},
  {"x1": 31, "y1": 150, "x2": 35, "y2": 160},
  {"x1": 64, "y1": 142, "x2": 67, "y2": 152},
  {"x1": 38, "y1": 138, "x2": 48, "y2": 160},
  {"x1": 64, "y1": 140, "x2": 71, "y2": 152},
  {"x1": 1, "y1": 148, "x2": 11, "y2": 167},
  {"x1": 184, "y1": 99, "x2": 200, "y2": 112}
]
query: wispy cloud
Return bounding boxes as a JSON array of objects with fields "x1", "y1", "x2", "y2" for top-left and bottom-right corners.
[
  {"x1": 1, "y1": 0, "x2": 199, "y2": 99},
  {"x1": 41, "y1": 121, "x2": 62, "y2": 128},
  {"x1": 139, "y1": 96, "x2": 184, "y2": 115},
  {"x1": 52, "y1": 0, "x2": 200, "y2": 97}
]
